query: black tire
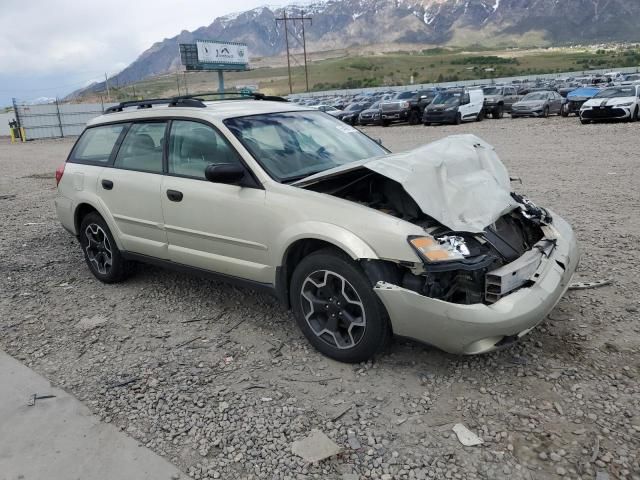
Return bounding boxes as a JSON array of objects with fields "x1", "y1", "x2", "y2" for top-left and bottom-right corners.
[
  {"x1": 580, "y1": 118, "x2": 590, "y2": 125},
  {"x1": 543, "y1": 106, "x2": 550, "y2": 118},
  {"x1": 290, "y1": 249, "x2": 390, "y2": 363},
  {"x1": 423, "y1": 122, "x2": 431, "y2": 126},
  {"x1": 561, "y1": 104, "x2": 569, "y2": 117},
  {"x1": 454, "y1": 113, "x2": 462, "y2": 125},
  {"x1": 476, "y1": 109, "x2": 484, "y2": 122},
  {"x1": 381, "y1": 120, "x2": 390, "y2": 127},
  {"x1": 631, "y1": 106, "x2": 639, "y2": 122},
  {"x1": 492, "y1": 105, "x2": 504, "y2": 119},
  {"x1": 408, "y1": 110, "x2": 420, "y2": 125},
  {"x1": 79, "y1": 212, "x2": 132, "y2": 283}
]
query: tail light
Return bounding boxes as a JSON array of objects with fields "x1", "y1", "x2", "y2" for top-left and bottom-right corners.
[{"x1": 55, "y1": 164, "x2": 65, "y2": 186}]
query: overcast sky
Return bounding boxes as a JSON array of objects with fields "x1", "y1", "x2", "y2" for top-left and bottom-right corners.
[{"x1": 0, "y1": 0, "x2": 278, "y2": 107}]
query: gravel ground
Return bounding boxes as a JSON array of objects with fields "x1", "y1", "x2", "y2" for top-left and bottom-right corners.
[{"x1": 1, "y1": 117, "x2": 639, "y2": 480}]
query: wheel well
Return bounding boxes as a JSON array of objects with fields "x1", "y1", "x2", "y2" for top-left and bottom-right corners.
[
  {"x1": 74, "y1": 203, "x2": 99, "y2": 234},
  {"x1": 277, "y1": 239, "x2": 348, "y2": 308}
]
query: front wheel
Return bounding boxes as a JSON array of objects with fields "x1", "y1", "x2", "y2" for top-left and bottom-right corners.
[
  {"x1": 543, "y1": 106, "x2": 550, "y2": 118},
  {"x1": 580, "y1": 118, "x2": 590, "y2": 125},
  {"x1": 631, "y1": 106, "x2": 639, "y2": 122},
  {"x1": 381, "y1": 120, "x2": 390, "y2": 127},
  {"x1": 408, "y1": 110, "x2": 420, "y2": 125},
  {"x1": 492, "y1": 105, "x2": 504, "y2": 119},
  {"x1": 476, "y1": 109, "x2": 484, "y2": 122},
  {"x1": 79, "y1": 212, "x2": 132, "y2": 283},
  {"x1": 454, "y1": 113, "x2": 462, "y2": 125},
  {"x1": 290, "y1": 249, "x2": 390, "y2": 363}
]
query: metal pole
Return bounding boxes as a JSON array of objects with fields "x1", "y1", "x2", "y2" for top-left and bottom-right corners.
[
  {"x1": 12, "y1": 97, "x2": 21, "y2": 129},
  {"x1": 105, "y1": 73, "x2": 111, "y2": 101},
  {"x1": 184, "y1": 72, "x2": 189, "y2": 95},
  {"x1": 301, "y1": 11, "x2": 310, "y2": 92},
  {"x1": 176, "y1": 73, "x2": 181, "y2": 96},
  {"x1": 100, "y1": 95, "x2": 104, "y2": 113},
  {"x1": 283, "y1": 11, "x2": 293, "y2": 94},
  {"x1": 55, "y1": 97, "x2": 64, "y2": 138},
  {"x1": 132, "y1": 84, "x2": 137, "y2": 99},
  {"x1": 218, "y1": 70, "x2": 225, "y2": 98}
]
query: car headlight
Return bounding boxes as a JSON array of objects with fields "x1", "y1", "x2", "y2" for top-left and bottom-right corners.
[
  {"x1": 409, "y1": 235, "x2": 470, "y2": 263},
  {"x1": 399, "y1": 101, "x2": 409, "y2": 109},
  {"x1": 445, "y1": 106, "x2": 458, "y2": 111},
  {"x1": 617, "y1": 101, "x2": 634, "y2": 107}
]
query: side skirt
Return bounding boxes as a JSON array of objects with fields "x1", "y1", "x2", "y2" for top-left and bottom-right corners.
[{"x1": 121, "y1": 251, "x2": 285, "y2": 304}]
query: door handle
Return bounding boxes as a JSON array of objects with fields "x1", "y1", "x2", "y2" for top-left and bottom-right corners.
[
  {"x1": 101, "y1": 179, "x2": 113, "y2": 190},
  {"x1": 166, "y1": 189, "x2": 183, "y2": 202}
]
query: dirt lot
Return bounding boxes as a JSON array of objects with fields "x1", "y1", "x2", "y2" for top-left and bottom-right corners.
[{"x1": 1, "y1": 117, "x2": 639, "y2": 480}]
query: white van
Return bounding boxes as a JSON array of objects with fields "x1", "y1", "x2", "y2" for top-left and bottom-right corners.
[{"x1": 423, "y1": 88, "x2": 485, "y2": 125}]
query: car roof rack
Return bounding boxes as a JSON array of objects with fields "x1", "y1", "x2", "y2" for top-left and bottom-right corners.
[{"x1": 104, "y1": 91, "x2": 288, "y2": 114}]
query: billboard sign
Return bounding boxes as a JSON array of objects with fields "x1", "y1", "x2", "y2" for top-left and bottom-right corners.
[{"x1": 196, "y1": 40, "x2": 248, "y2": 66}]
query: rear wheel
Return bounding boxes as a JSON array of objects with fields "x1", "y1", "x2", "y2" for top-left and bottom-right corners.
[
  {"x1": 492, "y1": 105, "x2": 504, "y2": 119},
  {"x1": 561, "y1": 104, "x2": 569, "y2": 117},
  {"x1": 423, "y1": 122, "x2": 431, "y2": 126},
  {"x1": 408, "y1": 110, "x2": 420, "y2": 125},
  {"x1": 290, "y1": 249, "x2": 390, "y2": 363},
  {"x1": 79, "y1": 212, "x2": 132, "y2": 283}
]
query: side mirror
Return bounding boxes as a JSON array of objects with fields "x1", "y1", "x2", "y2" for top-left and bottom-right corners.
[
  {"x1": 420, "y1": 95, "x2": 428, "y2": 99},
  {"x1": 205, "y1": 163, "x2": 246, "y2": 185}
]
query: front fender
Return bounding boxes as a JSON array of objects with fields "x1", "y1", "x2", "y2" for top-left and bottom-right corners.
[{"x1": 273, "y1": 221, "x2": 379, "y2": 266}]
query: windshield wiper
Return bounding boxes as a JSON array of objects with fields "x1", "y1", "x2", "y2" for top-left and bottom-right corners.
[{"x1": 283, "y1": 170, "x2": 327, "y2": 184}]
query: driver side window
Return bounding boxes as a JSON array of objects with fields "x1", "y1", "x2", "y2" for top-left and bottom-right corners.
[{"x1": 168, "y1": 120, "x2": 242, "y2": 179}]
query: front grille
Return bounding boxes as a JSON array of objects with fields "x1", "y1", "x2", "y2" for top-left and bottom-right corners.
[
  {"x1": 582, "y1": 107, "x2": 625, "y2": 119},
  {"x1": 381, "y1": 102, "x2": 401, "y2": 112}
]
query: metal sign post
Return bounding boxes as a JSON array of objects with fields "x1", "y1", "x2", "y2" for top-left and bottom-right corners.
[{"x1": 179, "y1": 40, "x2": 249, "y2": 98}]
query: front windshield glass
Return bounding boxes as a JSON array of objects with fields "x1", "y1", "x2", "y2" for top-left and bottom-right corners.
[
  {"x1": 396, "y1": 91, "x2": 415, "y2": 100},
  {"x1": 432, "y1": 92, "x2": 462, "y2": 105},
  {"x1": 594, "y1": 87, "x2": 635, "y2": 98},
  {"x1": 522, "y1": 92, "x2": 548, "y2": 101},
  {"x1": 483, "y1": 87, "x2": 503, "y2": 95},
  {"x1": 224, "y1": 111, "x2": 387, "y2": 183}
]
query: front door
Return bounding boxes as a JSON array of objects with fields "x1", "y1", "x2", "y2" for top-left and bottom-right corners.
[
  {"x1": 160, "y1": 119, "x2": 273, "y2": 283},
  {"x1": 97, "y1": 121, "x2": 168, "y2": 259}
]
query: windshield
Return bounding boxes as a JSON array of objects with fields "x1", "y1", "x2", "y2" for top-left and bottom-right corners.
[
  {"x1": 345, "y1": 103, "x2": 362, "y2": 111},
  {"x1": 367, "y1": 101, "x2": 380, "y2": 109},
  {"x1": 483, "y1": 87, "x2": 503, "y2": 95},
  {"x1": 395, "y1": 91, "x2": 415, "y2": 100},
  {"x1": 522, "y1": 92, "x2": 548, "y2": 101},
  {"x1": 432, "y1": 92, "x2": 462, "y2": 105},
  {"x1": 594, "y1": 87, "x2": 636, "y2": 98},
  {"x1": 224, "y1": 111, "x2": 387, "y2": 183}
]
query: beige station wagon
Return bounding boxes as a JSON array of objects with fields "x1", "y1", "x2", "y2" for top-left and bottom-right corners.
[{"x1": 55, "y1": 93, "x2": 579, "y2": 363}]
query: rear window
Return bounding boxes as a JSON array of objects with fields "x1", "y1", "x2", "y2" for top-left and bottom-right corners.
[{"x1": 70, "y1": 124, "x2": 127, "y2": 164}]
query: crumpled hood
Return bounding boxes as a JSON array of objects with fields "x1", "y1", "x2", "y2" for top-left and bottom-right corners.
[
  {"x1": 583, "y1": 96, "x2": 636, "y2": 108},
  {"x1": 295, "y1": 134, "x2": 519, "y2": 233}
]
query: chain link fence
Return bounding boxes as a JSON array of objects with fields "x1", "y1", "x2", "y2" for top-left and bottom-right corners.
[{"x1": 12, "y1": 99, "x2": 117, "y2": 140}]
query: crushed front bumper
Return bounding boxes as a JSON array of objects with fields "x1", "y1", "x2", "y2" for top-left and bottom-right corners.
[{"x1": 374, "y1": 212, "x2": 579, "y2": 354}]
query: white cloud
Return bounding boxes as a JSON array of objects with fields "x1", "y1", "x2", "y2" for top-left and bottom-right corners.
[{"x1": 0, "y1": 0, "x2": 272, "y2": 76}]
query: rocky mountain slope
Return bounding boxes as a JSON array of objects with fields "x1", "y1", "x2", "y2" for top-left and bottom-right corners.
[{"x1": 78, "y1": 0, "x2": 640, "y2": 94}]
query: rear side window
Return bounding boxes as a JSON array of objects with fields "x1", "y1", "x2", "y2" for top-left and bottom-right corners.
[
  {"x1": 71, "y1": 124, "x2": 127, "y2": 164},
  {"x1": 114, "y1": 122, "x2": 167, "y2": 173}
]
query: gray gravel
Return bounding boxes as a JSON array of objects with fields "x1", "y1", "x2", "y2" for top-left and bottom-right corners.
[{"x1": 1, "y1": 116, "x2": 639, "y2": 480}]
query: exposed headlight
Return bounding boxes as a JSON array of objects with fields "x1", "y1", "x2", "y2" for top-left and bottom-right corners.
[{"x1": 409, "y1": 235, "x2": 470, "y2": 263}]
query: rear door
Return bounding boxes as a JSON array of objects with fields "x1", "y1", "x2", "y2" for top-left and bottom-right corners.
[
  {"x1": 549, "y1": 92, "x2": 563, "y2": 113},
  {"x1": 97, "y1": 121, "x2": 168, "y2": 259},
  {"x1": 160, "y1": 119, "x2": 272, "y2": 283}
]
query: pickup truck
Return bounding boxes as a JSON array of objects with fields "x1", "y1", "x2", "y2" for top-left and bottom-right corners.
[
  {"x1": 482, "y1": 85, "x2": 520, "y2": 119},
  {"x1": 379, "y1": 90, "x2": 438, "y2": 126}
]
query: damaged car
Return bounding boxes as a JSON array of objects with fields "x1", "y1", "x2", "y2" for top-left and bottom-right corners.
[{"x1": 55, "y1": 93, "x2": 580, "y2": 363}]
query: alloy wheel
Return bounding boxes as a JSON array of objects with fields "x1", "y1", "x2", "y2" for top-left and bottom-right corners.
[
  {"x1": 300, "y1": 270, "x2": 366, "y2": 350},
  {"x1": 84, "y1": 223, "x2": 113, "y2": 275}
]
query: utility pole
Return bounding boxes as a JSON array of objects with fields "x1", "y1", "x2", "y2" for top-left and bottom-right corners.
[
  {"x1": 176, "y1": 73, "x2": 181, "y2": 96},
  {"x1": 276, "y1": 10, "x2": 312, "y2": 93},
  {"x1": 105, "y1": 73, "x2": 111, "y2": 101},
  {"x1": 184, "y1": 72, "x2": 188, "y2": 95}
]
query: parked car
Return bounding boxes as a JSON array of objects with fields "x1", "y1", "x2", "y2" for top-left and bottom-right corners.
[
  {"x1": 561, "y1": 87, "x2": 600, "y2": 117},
  {"x1": 339, "y1": 102, "x2": 373, "y2": 125},
  {"x1": 379, "y1": 91, "x2": 419, "y2": 126},
  {"x1": 310, "y1": 104, "x2": 343, "y2": 118},
  {"x1": 580, "y1": 85, "x2": 640, "y2": 124},
  {"x1": 55, "y1": 92, "x2": 579, "y2": 362},
  {"x1": 358, "y1": 101, "x2": 382, "y2": 126},
  {"x1": 511, "y1": 91, "x2": 563, "y2": 118},
  {"x1": 423, "y1": 89, "x2": 485, "y2": 125},
  {"x1": 482, "y1": 85, "x2": 520, "y2": 118}
]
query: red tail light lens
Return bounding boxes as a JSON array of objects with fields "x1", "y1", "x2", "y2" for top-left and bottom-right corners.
[{"x1": 55, "y1": 164, "x2": 65, "y2": 186}]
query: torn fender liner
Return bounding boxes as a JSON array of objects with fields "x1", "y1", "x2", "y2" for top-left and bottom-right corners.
[{"x1": 296, "y1": 134, "x2": 519, "y2": 233}]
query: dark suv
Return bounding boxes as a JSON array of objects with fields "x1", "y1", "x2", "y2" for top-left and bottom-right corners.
[{"x1": 380, "y1": 91, "x2": 434, "y2": 126}]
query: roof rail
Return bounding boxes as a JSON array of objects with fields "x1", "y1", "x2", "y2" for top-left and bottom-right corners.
[{"x1": 104, "y1": 91, "x2": 288, "y2": 114}]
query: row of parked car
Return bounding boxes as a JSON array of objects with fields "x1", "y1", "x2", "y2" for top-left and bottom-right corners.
[{"x1": 291, "y1": 71, "x2": 640, "y2": 126}]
